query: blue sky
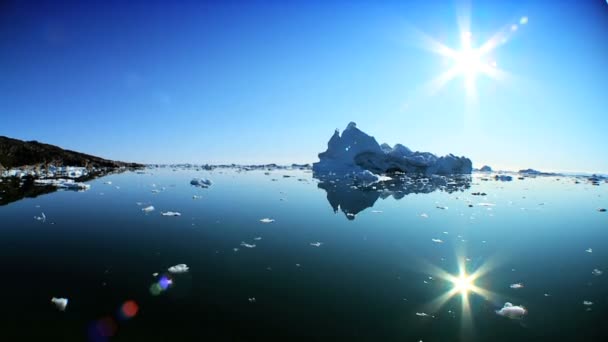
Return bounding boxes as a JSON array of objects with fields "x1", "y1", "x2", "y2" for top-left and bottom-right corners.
[{"x1": 1, "y1": 0, "x2": 607, "y2": 172}]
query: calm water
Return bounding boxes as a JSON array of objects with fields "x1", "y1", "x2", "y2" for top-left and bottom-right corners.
[{"x1": 1, "y1": 168, "x2": 606, "y2": 341}]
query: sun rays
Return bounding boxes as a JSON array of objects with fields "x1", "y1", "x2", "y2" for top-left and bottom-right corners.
[{"x1": 416, "y1": 12, "x2": 529, "y2": 99}]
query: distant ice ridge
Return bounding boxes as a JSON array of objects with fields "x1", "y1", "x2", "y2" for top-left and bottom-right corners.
[{"x1": 312, "y1": 122, "x2": 472, "y2": 177}]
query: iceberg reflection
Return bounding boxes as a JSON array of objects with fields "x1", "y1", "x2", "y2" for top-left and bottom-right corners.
[{"x1": 314, "y1": 172, "x2": 471, "y2": 220}]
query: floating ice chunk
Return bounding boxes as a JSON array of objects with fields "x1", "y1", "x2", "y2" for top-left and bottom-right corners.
[
  {"x1": 34, "y1": 212, "x2": 46, "y2": 223},
  {"x1": 496, "y1": 302, "x2": 527, "y2": 319},
  {"x1": 248, "y1": 297, "x2": 256, "y2": 303},
  {"x1": 259, "y1": 218, "x2": 275, "y2": 223},
  {"x1": 583, "y1": 301, "x2": 593, "y2": 306},
  {"x1": 592, "y1": 268, "x2": 603, "y2": 276},
  {"x1": 190, "y1": 178, "x2": 213, "y2": 188},
  {"x1": 51, "y1": 297, "x2": 68, "y2": 311},
  {"x1": 253, "y1": 237, "x2": 262, "y2": 241},
  {"x1": 585, "y1": 248, "x2": 593, "y2": 253},
  {"x1": 415, "y1": 312, "x2": 434, "y2": 318},
  {"x1": 233, "y1": 248, "x2": 239, "y2": 252},
  {"x1": 510, "y1": 283, "x2": 524, "y2": 289},
  {"x1": 152, "y1": 273, "x2": 159, "y2": 277},
  {"x1": 104, "y1": 181, "x2": 112, "y2": 185},
  {"x1": 420, "y1": 213, "x2": 429, "y2": 218},
  {"x1": 310, "y1": 242, "x2": 323, "y2": 247},
  {"x1": 142, "y1": 206, "x2": 155, "y2": 213},
  {"x1": 240, "y1": 242, "x2": 256, "y2": 248},
  {"x1": 168, "y1": 264, "x2": 189, "y2": 274},
  {"x1": 431, "y1": 238, "x2": 443, "y2": 243},
  {"x1": 161, "y1": 211, "x2": 181, "y2": 217}
]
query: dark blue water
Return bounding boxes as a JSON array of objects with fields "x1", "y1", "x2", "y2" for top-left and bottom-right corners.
[{"x1": 0, "y1": 168, "x2": 606, "y2": 341}]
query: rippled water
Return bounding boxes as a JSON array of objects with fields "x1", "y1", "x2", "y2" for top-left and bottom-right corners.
[{"x1": 0, "y1": 168, "x2": 606, "y2": 341}]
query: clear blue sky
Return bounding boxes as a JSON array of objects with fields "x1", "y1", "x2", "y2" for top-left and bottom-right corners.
[{"x1": 1, "y1": 0, "x2": 607, "y2": 172}]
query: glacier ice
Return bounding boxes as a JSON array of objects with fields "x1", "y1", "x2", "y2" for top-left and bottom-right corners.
[{"x1": 313, "y1": 122, "x2": 472, "y2": 177}]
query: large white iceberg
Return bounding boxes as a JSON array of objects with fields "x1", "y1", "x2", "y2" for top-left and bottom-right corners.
[{"x1": 312, "y1": 122, "x2": 472, "y2": 176}]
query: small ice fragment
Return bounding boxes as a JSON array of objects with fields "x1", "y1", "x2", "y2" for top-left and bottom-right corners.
[
  {"x1": 152, "y1": 273, "x2": 159, "y2": 277},
  {"x1": 233, "y1": 248, "x2": 239, "y2": 252},
  {"x1": 259, "y1": 218, "x2": 275, "y2": 223},
  {"x1": 544, "y1": 293, "x2": 551, "y2": 297},
  {"x1": 168, "y1": 264, "x2": 189, "y2": 274},
  {"x1": 142, "y1": 206, "x2": 155, "y2": 213},
  {"x1": 104, "y1": 181, "x2": 112, "y2": 185},
  {"x1": 583, "y1": 301, "x2": 593, "y2": 306},
  {"x1": 240, "y1": 242, "x2": 256, "y2": 248},
  {"x1": 248, "y1": 297, "x2": 256, "y2": 303},
  {"x1": 371, "y1": 210, "x2": 383, "y2": 213},
  {"x1": 151, "y1": 189, "x2": 160, "y2": 193},
  {"x1": 585, "y1": 248, "x2": 592, "y2": 253},
  {"x1": 253, "y1": 237, "x2": 262, "y2": 241},
  {"x1": 592, "y1": 268, "x2": 603, "y2": 276},
  {"x1": 420, "y1": 213, "x2": 429, "y2": 218},
  {"x1": 431, "y1": 238, "x2": 443, "y2": 243},
  {"x1": 192, "y1": 195, "x2": 202, "y2": 199},
  {"x1": 34, "y1": 212, "x2": 46, "y2": 222},
  {"x1": 442, "y1": 231, "x2": 448, "y2": 235},
  {"x1": 295, "y1": 263, "x2": 301, "y2": 267},
  {"x1": 51, "y1": 297, "x2": 68, "y2": 311},
  {"x1": 415, "y1": 312, "x2": 434, "y2": 318},
  {"x1": 496, "y1": 302, "x2": 527, "y2": 319},
  {"x1": 161, "y1": 211, "x2": 181, "y2": 216},
  {"x1": 310, "y1": 242, "x2": 323, "y2": 247},
  {"x1": 510, "y1": 283, "x2": 524, "y2": 289}
]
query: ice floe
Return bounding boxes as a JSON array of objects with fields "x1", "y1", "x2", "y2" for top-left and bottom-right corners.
[
  {"x1": 190, "y1": 178, "x2": 213, "y2": 188},
  {"x1": 510, "y1": 283, "x2": 524, "y2": 289},
  {"x1": 168, "y1": 264, "x2": 189, "y2": 274},
  {"x1": 310, "y1": 242, "x2": 323, "y2": 247},
  {"x1": 240, "y1": 242, "x2": 256, "y2": 248},
  {"x1": 161, "y1": 211, "x2": 181, "y2": 216},
  {"x1": 585, "y1": 248, "x2": 593, "y2": 253},
  {"x1": 583, "y1": 301, "x2": 593, "y2": 306},
  {"x1": 415, "y1": 312, "x2": 434, "y2": 318},
  {"x1": 592, "y1": 268, "x2": 603, "y2": 276},
  {"x1": 259, "y1": 218, "x2": 275, "y2": 223},
  {"x1": 496, "y1": 302, "x2": 527, "y2": 319},
  {"x1": 51, "y1": 297, "x2": 68, "y2": 311},
  {"x1": 34, "y1": 212, "x2": 46, "y2": 223},
  {"x1": 431, "y1": 238, "x2": 443, "y2": 243},
  {"x1": 142, "y1": 206, "x2": 155, "y2": 213}
]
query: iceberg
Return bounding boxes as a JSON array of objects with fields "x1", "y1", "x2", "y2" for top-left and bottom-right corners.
[{"x1": 313, "y1": 122, "x2": 472, "y2": 176}]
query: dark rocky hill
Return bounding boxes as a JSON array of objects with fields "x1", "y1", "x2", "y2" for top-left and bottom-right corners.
[{"x1": 0, "y1": 136, "x2": 142, "y2": 169}]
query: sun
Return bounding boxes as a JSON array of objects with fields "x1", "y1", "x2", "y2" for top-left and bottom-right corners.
[
  {"x1": 452, "y1": 272, "x2": 475, "y2": 295},
  {"x1": 414, "y1": 15, "x2": 528, "y2": 98}
]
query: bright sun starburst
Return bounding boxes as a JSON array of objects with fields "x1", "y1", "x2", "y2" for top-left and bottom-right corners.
[
  {"x1": 451, "y1": 272, "x2": 475, "y2": 295},
  {"x1": 416, "y1": 14, "x2": 528, "y2": 99}
]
